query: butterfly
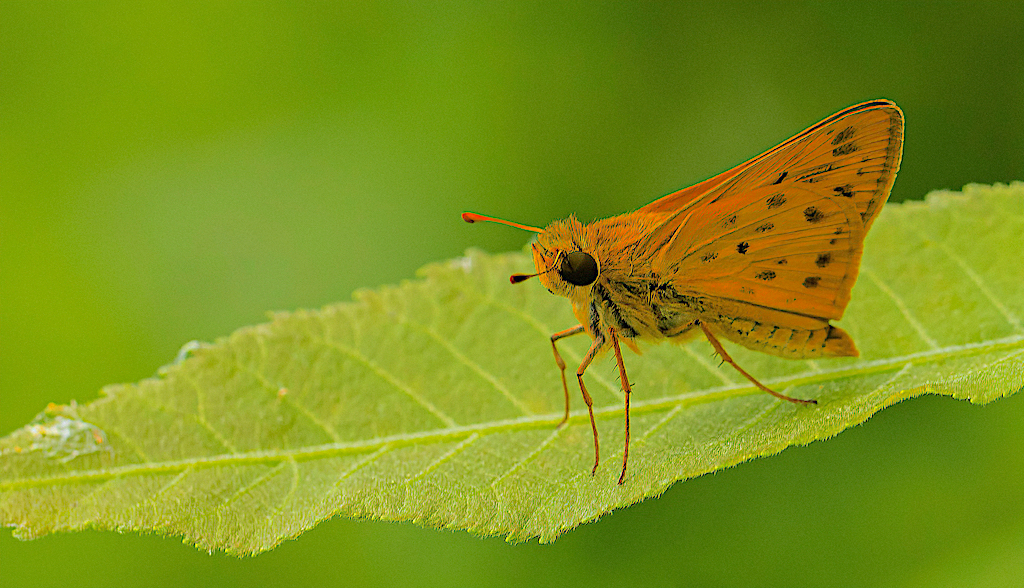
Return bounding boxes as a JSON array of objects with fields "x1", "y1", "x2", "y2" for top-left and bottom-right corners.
[{"x1": 464, "y1": 99, "x2": 904, "y2": 484}]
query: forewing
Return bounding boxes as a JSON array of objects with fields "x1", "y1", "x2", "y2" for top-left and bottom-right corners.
[
  {"x1": 640, "y1": 100, "x2": 903, "y2": 232},
  {"x1": 635, "y1": 165, "x2": 746, "y2": 215},
  {"x1": 647, "y1": 101, "x2": 903, "y2": 323}
]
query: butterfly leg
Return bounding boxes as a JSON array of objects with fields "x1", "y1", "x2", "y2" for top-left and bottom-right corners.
[
  {"x1": 551, "y1": 324, "x2": 586, "y2": 427},
  {"x1": 607, "y1": 327, "x2": 633, "y2": 485},
  {"x1": 575, "y1": 332, "x2": 607, "y2": 475},
  {"x1": 697, "y1": 321, "x2": 817, "y2": 406}
]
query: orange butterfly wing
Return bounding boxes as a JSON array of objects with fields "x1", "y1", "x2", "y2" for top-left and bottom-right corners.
[
  {"x1": 634, "y1": 163, "x2": 747, "y2": 215},
  {"x1": 640, "y1": 99, "x2": 901, "y2": 228},
  {"x1": 646, "y1": 100, "x2": 903, "y2": 352}
]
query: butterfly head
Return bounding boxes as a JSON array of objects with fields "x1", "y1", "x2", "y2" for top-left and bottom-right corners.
[
  {"x1": 528, "y1": 218, "x2": 599, "y2": 298},
  {"x1": 462, "y1": 211, "x2": 600, "y2": 298}
]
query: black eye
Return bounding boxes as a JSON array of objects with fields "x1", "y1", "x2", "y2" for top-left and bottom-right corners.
[{"x1": 558, "y1": 251, "x2": 598, "y2": 286}]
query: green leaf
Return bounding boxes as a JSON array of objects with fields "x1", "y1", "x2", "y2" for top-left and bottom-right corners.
[{"x1": 3, "y1": 183, "x2": 1023, "y2": 554}]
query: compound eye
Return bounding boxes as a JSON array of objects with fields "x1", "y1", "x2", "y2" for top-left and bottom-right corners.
[{"x1": 558, "y1": 251, "x2": 598, "y2": 286}]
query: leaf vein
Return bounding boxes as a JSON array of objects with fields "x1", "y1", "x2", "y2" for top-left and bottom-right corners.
[
  {"x1": 231, "y1": 358, "x2": 342, "y2": 443},
  {"x1": 914, "y1": 226, "x2": 1024, "y2": 332},
  {"x1": 407, "y1": 432, "x2": 480, "y2": 483},
  {"x1": 269, "y1": 458, "x2": 299, "y2": 521},
  {"x1": 311, "y1": 322, "x2": 458, "y2": 427},
  {"x1": 682, "y1": 345, "x2": 735, "y2": 385},
  {"x1": 180, "y1": 373, "x2": 239, "y2": 453},
  {"x1": 451, "y1": 280, "x2": 622, "y2": 399},
  {"x1": 333, "y1": 444, "x2": 393, "y2": 486},
  {"x1": 637, "y1": 404, "x2": 684, "y2": 443},
  {"x1": 99, "y1": 422, "x2": 151, "y2": 462},
  {"x1": 707, "y1": 399, "x2": 784, "y2": 457},
  {"x1": 396, "y1": 316, "x2": 534, "y2": 416},
  {"x1": 861, "y1": 265, "x2": 940, "y2": 349},
  {"x1": 152, "y1": 464, "x2": 195, "y2": 499},
  {"x1": 221, "y1": 461, "x2": 288, "y2": 510},
  {"x1": 803, "y1": 359, "x2": 823, "y2": 372},
  {"x1": 490, "y1": 428, "x2": 562, "y2": 489},
  {"x1": 869, "y1": 362, "x2": 914, "y2": 405}
]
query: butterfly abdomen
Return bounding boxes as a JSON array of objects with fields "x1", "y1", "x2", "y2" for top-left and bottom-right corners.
[{"x1": 715, "y1": 317, "x2": 857, "y2": 358}]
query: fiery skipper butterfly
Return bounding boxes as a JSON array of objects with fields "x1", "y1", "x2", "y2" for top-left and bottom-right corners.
[{"x1": 464, "y1": 99, "x2": 904, "y2": 484}]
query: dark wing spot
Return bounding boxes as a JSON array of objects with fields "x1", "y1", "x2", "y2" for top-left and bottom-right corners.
[
  {"x1": 755, "y1": 270, "x2": 776, "y2": 281},
  {"x1": 776, "y1": 258, "x2": 788, "y2": 265},
  {"x1": 816, "y1": 253, "x2": 832, "y2": 267},
  {"x1": 834, "y1": 227, "x2": 844, "y2": 234},
  {"x1": 737, "y1": 241, "x2": 749, "y2": 254},
  {"x1": 804, "y1": 206, "x2": 825, "y2": 223},
  {"x1": 766, "y1": 193, "x2": 787, "y2": 209},
  {"x1": 831, "y1": 126, "x2": 856, "y2": 145},
  {"x1": 829, "y1": 238, "x2": 838, "y2": 245},
  {"x1": 832, "y1": 142, "x2": 858, "y2": 156},
  {"x1": 833, "y1": 184, "x2": 855, "y2": 198},
  {"x1": 701, "y1": 251, "x2": 718, "y2": 263},
  {"x1": 803, "y1": 276, "x2": 821, "y2": 288},
  {"x1": 772, "y1": 171, "x2": 788, "y2": 185},
  {"x1": 755, "y1": 222, "x2": 774, "y2": 233},
  {"x1": 723, "y1": 214, "x2": 737, "y2": 227},
  {"x1": 796, "y1": 163, "x2": 834, "y2": 182}
]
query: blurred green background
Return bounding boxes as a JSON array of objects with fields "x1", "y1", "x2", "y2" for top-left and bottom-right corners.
[{"x1": 3, "y1": 2, "x2": 1023, "y2": 586}]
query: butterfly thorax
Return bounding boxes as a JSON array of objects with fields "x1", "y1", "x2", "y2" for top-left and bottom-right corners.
[{"x1": 534, "y1": 212, "x2": 700, "y2": 347}]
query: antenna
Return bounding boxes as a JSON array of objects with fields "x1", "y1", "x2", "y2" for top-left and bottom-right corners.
[
  {"x1": 461, "y1": 212, "x2": 543, "y2": 233},
  {"x1": 463, "y1": 211, "x2": 549, "y2": 284},
  {"x1": 509, "y1": 251, "x2": 561, "y2": 284}
]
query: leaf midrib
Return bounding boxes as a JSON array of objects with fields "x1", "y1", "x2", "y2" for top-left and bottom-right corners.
[{"x1": 4, "y1": 334, "x2": 1022, "y2": 492}]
